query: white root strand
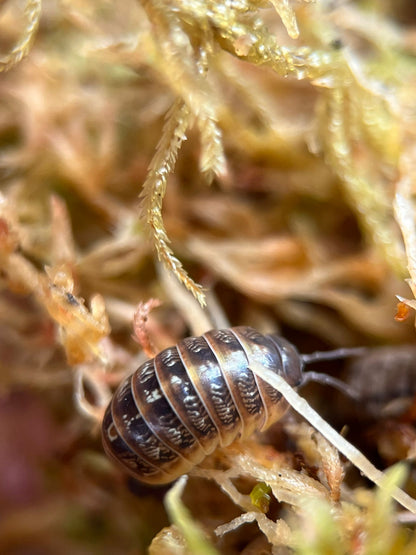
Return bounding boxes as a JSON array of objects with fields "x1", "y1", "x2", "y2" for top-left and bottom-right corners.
[
  {"x1": 157, "y1": 262, "x2": 214, "y2": 335},
  {"x1": 249, "y1": 363, "x2": 416, "y2": 514}
]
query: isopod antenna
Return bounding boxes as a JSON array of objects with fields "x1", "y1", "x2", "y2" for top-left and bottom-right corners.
[
  {"x1": 301, "y1": 346, "x2": 368, "y2": 364},
  {"x1": 300, "y1": 346, "x2": 368, "y2": 400}
]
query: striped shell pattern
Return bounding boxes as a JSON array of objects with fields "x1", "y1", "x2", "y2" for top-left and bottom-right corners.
[{"x1": 102, "y1": 326, "x2": 303, "y2": 484}]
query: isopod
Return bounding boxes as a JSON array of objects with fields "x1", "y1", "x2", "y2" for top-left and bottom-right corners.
[
  {"x1": 344, "y1": 344, "x2": 416, "y2": 418},
  {"x1": 102, "y1": 326, "x2": 358, "y2": 485}
]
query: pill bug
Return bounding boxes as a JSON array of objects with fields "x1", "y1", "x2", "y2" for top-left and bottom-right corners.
[
  {"x1": 343, "y1": 345, "x2": 416, "y2": 418},
  {"x1": 101, "y1": 326, "x2": 359, "y2": 485}
]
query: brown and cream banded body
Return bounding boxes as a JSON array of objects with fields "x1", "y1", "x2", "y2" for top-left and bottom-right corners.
[{"x1": 102, "y1": 326, "x2": 303, "y2": 484}]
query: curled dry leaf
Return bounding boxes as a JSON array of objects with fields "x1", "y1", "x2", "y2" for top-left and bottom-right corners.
[{"x1": 41, "y1": 265, "x2": 110, "y2": 365}]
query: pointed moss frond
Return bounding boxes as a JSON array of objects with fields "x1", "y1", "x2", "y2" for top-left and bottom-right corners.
[
  {"x1": 206, "y1": 0, "x2": 334, "y2": 81},
  {"x1": 142, "y1": 0, "x2": 226, "y2": 183},
  {"x1": 137, "y1": 0, "x2": 408, "y2": 299},
  {"x1": 0, "y1": 0, "x2": 41, "y2": 73},
  {"x1": 318, "y1": 85, "x2": 406, "y2": 276},
  {"x1": 137, "y1": 0, "x2": 330, "y2": 303},
  {"x1": 197, "y1": 114, "x2": 227, "y2": 182},
  {"x1": 194, "y1": 42, "x2": 227, "y2": 182},
  {"x1": 137, "y1": 1, "x2": 228, "y2": 300},
  {"x1": 141, "y1": 0, "x2": 218, "y2": 125},
  {"x1": 269, "y1": 0, "x2": 299, "y2": 39},
  {"x1": 139, "y1": 99, "x2": 206, "y2": 306}
]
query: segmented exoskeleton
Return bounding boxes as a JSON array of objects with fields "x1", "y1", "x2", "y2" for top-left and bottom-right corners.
[{"x1": 102, "y1": 326, "x2": 302, "y2": 484}]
